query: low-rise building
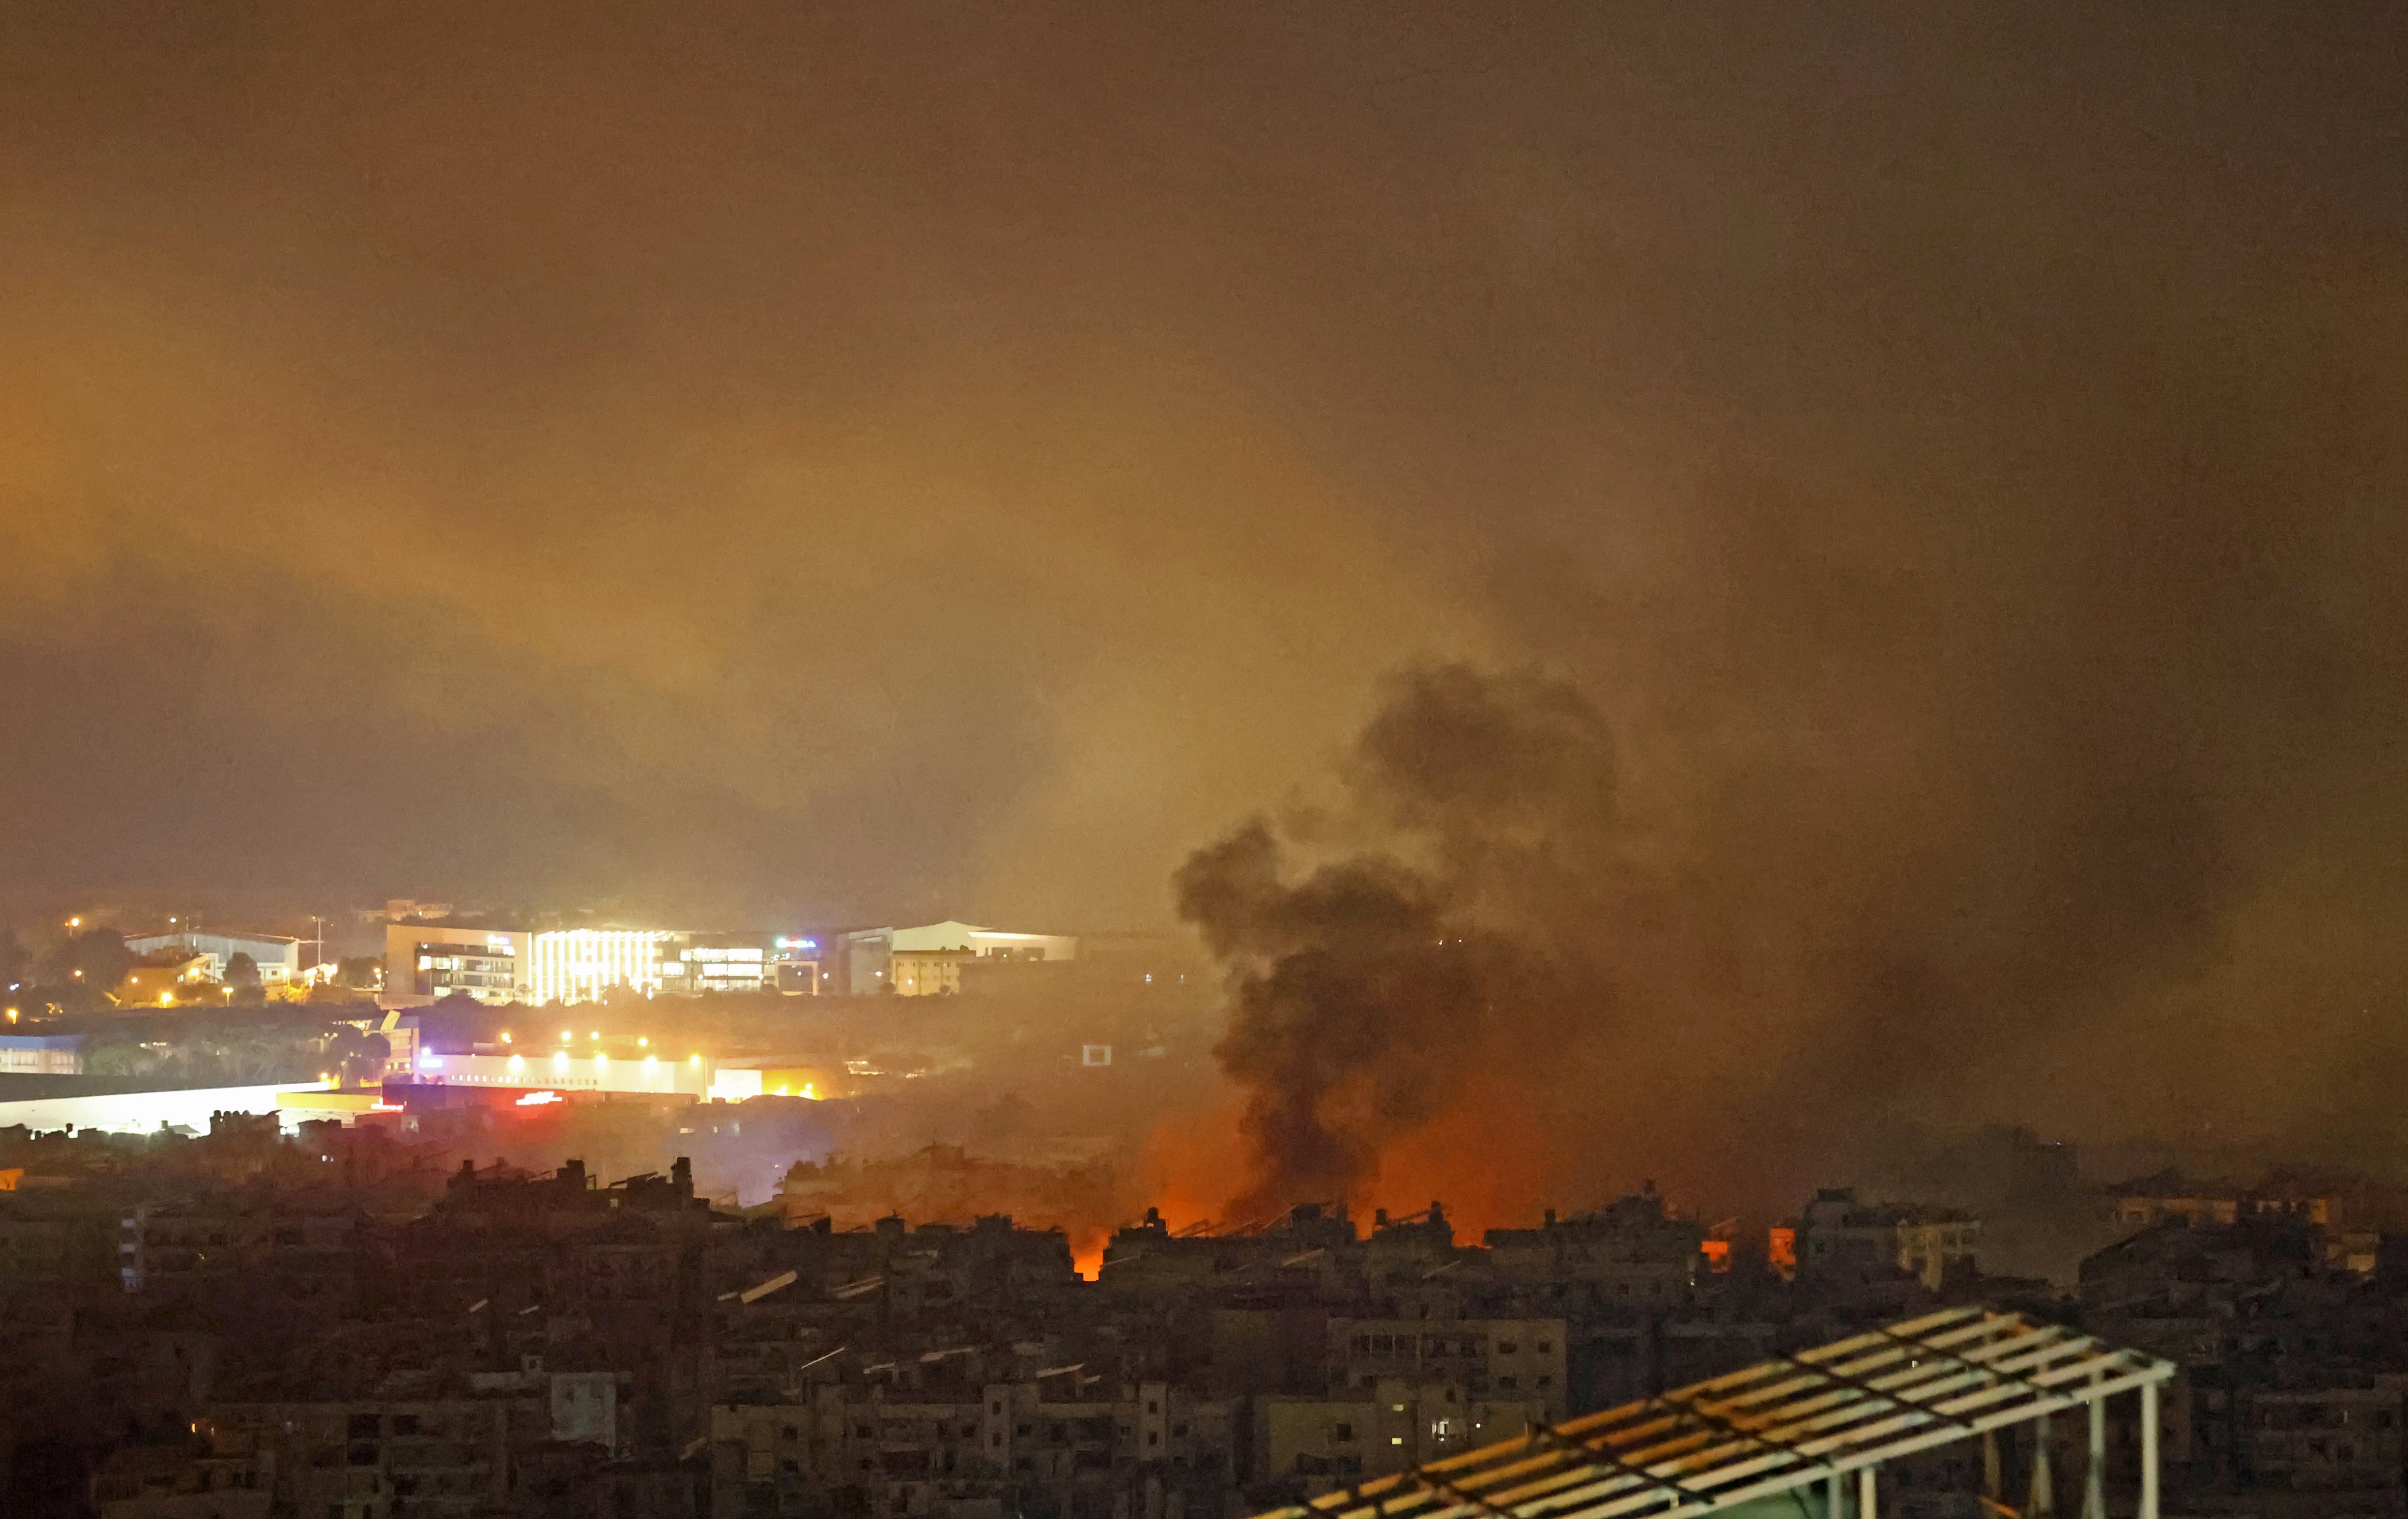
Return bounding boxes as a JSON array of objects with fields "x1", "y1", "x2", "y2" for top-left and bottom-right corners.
[
  {"x1": 125, "y1": 931, "x2": 304, "y2": 986},
  {"x1": 836, "y1": 922, "x2": 1078, "y2": 996},
  {"x1": 0, "y1": 1032, "x2": 85, "y2": 1075},
  {"x1": 116, "y1": 953, "x2": 217, "y2": 1007}
]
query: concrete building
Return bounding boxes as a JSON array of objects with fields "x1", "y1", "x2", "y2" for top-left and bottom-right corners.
[
  {"x1": 1484, "y1": 1189, "x2": 1706, "y2": 1304},
  {"x1": 2247, "y1": 1387, "x2": 2407, "y2": 1495},
  {"x1": 125, "y1": 930, "x2": 304, "y2": 985},
  {"x1": 710, "y1": 1378, "x2": 1233, "y2": 1519},
  {"x1": 1324, "y1": 1318, "x2": 1569, "y2": 1423},
  {"x1": 1796, "y1": 1188, "x2": 1980, "y2": 1290},
  {"x1": 1254, "y1": 1382, "x2": 1548, "y2": 1485},
  {"x1": 837, "y1": 921, "x2": 1079, "y2": 996},
  {"x1": 382, "y1": 922, "x2": 529, "y2": 1008}
]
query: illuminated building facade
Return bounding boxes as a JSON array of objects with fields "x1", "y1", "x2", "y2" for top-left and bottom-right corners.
[
  {"x1": 523, "y1": 930, "x2": 670, "y2": 1006},
  {"x1": 383, "y1": 924, "x2": 528, "y2": 1008},
  {"x1": 404, "y1": 1046, "x2": 725, "y2": 1099},
  {"x1": 388, "y1": 926, "x2": 829, "y2": 1007},
  {"x1": 663, "y1": 933, "x2": 774, "y2": 995}
]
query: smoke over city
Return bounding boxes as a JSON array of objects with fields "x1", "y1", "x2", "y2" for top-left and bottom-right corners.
[
  {"x1": 1178, "y1": 626, "x2": 2399, "y2": 1226},
  {"x1": 0, "y1": 4, "x2": 2404, "y2": 1201}
]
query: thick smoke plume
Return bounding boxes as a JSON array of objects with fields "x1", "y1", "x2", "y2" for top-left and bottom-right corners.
[
  {"x1": 1175, "y1": 651, "x2": 2376, "y2": 1228},
  {"x1": 1176, "y1": 667, "x2": 1624, "y2": 1222}
]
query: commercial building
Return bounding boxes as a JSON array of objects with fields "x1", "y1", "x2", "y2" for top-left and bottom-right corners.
[
  {"x1": 836, "y1": 921, "x2": 1079, "y2": 995},
  {"x1": 390, "y1": 1045, "x2": 801, "y2": 1104},
  {"x1": 386, "y1": 923, "x2": 829, "y2": 1008},
  {"x1": 124, "y1": 930, "x2": 304, "y2": 985},
  {"x1": 521, "y1": 929, "x2": 672, "y2": 1005},
  {"x1": 383, "y1": 923, "x2": 529, "y2": 1008},
  {"x1": 399, "y1": 1046, "x2": 730, "y2": 1100},
  {"x1": 0, "y1": 1082, "x2": 330, "y2": 1136},
  {"x1": 663, "y1": 933, "x2": 777, "y2": 996},
  {"x1": 0, "y1": 1033, "x2": 84, "y2": 1075}
]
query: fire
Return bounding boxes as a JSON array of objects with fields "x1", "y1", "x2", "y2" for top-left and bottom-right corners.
[
  {"x1": 1351, "y1": 1085, "x2": 1564, "y2": 1240},
  {"x1": 1134, "y1": 1090, "x2": 1250, "y2": 1227}
]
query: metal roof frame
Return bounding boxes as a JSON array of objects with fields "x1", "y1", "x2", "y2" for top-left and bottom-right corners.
[{"x1": 1269, "y1": 1306, "x2": 2175, "y2": 1519}]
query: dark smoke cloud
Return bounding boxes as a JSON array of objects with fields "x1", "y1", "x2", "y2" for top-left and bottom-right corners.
[
  {"x1": 1181, "y1": 647, "x2": 2398, "y2": 1221},
  {"x1": 1177, "y1": 669, "x2": 1613, "y2": 1218},
  {"x1": 0, "y1": 3, "x2": 2403, "y2": 1186}
]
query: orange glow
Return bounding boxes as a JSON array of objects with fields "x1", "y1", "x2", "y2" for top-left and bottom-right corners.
[
  {"x1": 1353, "y1": 1079, "x2": 1564, "y2": 1241},
  {"x1": 1700, "y1": 1239, "x2": 1732, "y2": 1271},
  {"x1": 1070, "y1": 1234, "x2": 1106, "y2": 1280},
  {"x1": 1135, "y1": 1090, "x2": 1250, "y2": 1226},
  {"x1": 1768, "y1": 1225, "x2": 1797, "y2": 1280}
]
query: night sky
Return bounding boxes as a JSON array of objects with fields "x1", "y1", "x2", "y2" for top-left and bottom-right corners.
[{"x1": 3, "y1": 4, "x2": 2404, "y2": 1150}]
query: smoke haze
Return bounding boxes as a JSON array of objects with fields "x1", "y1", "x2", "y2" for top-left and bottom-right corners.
[{"x1": 1, "y1": 4, "x2": 2404, "y2": 1181}]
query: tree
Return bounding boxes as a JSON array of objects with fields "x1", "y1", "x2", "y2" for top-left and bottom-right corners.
[
  {"x1": 40, "y1": 929, "x2": 129, "y2": 991},
  {"x1": 83, "y1": 1040, "x2": 159, "y2": 1080},
  {"x1": 225, "y1": 952, "x2": 262, "y2": 989},
  {"x1": 334, "y1": 956, "x2": 383, "y2": 990},
  {"x1": 0, "y1": 930, "x2": 27, "y2": 990}
]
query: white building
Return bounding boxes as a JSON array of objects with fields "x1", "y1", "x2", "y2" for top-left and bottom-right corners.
[
  {"x1": 836, "y1": 920, "x2": 1078, "y2": 995},
  {"x1": 124, "y1": 930, "x2": 303, "y2": 985}
]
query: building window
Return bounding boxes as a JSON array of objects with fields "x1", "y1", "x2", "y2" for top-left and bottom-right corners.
[{"x1": 1333, "y1": 1424, "x2": 1354, "y2": 1442}]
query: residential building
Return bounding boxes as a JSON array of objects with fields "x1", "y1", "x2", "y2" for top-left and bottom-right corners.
[
  {"x1": 1254, "y1": 1382, "x2": 1547, "y2": 1487},
  {"x1": 1796, "y1": 1189, "x2": 1980, "y2": 1290},
  {"x1": 1324, "y1": 1318, "x2": 1569, "y2": 1422}
]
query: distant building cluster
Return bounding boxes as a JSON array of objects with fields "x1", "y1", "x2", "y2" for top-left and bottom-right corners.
[{"x1": 384, "y1": 917, "x2": 1079, "y2": 1009}]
